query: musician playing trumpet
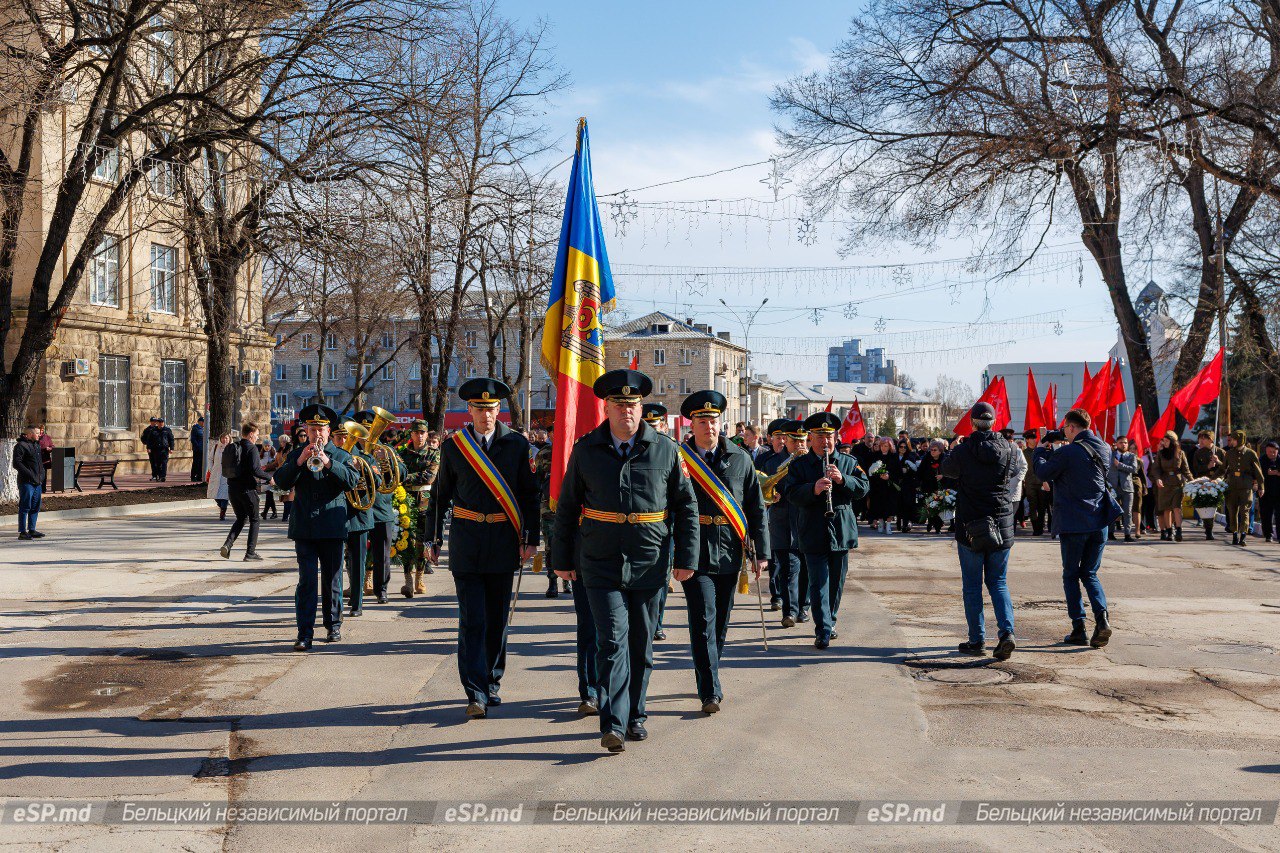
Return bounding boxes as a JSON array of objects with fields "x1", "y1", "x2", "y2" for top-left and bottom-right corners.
[
  {"x1": 781, "y1": 411, "x2": 870, "y2": 650},
  {"x1": 757, "y1": 418, "x2": 808, "y2": 628}
]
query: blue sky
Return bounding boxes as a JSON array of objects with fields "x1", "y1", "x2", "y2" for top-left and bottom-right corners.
[{"x1": 513, "y1": 1, "x2": 1122, "y2": 393}]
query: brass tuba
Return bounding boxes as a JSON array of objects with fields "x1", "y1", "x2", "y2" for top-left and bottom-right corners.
[
  {"x1": 336, "y1": 421, "x2": 377, "y2": 512},
  {"x1": 760, "y1": 451, "x2": 802, "y2": 505},
  {"x1": 362, "y1": 406, "x2": 402, "y2": 495}
]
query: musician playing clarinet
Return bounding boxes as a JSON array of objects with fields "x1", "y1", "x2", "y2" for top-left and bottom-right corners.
[{"x1": 782, "y1": 411, "x2": 870, "y2": 650}]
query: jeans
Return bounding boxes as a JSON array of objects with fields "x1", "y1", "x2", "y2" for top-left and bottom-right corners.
[
  {"x1": 956, "y1": 543, "x2": 1014, "y2": 643},
  {"x1": 584, "y1": 585, "x2": 662, "y2": 736},
  {"x1": 294, "y1": 538, "x2": 344, "y2": 641},
  {"x1": 226, "y1": 488, "x2": 260, "y2": 554},
  {"x1": 681, "y1": 572, "x2": 738, "y2": 702},
  {"x1": 18, "y1": 482, "x2": 42, "y2": 533},
  {"x1": 803, "y1": 551, "x2": 848, "y2": 641},
  {"x1": 451, "y1": 572, "x2": 515, "y2": 705},
  {"x1": 1059, "y1": 529, "x2": 1108, "y2": 621}
]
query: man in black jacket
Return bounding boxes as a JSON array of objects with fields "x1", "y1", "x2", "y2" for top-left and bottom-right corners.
[
  {"x1": 939, "y1": 402, "x2": 1019, "y2": 660},
  {"x1": 220, "y1": 422, "x2": 272, "y2": 561},
  {"x1": 13, "y1": 426, "x2": 46, "y2": 540},
  {"x1": 141, "y1": 417, "x2": 175, "y2": 481}
]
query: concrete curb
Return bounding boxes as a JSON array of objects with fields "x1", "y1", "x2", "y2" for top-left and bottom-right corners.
[{"x1": 15, "y1": 498, "x2": 212, "y2": 523}]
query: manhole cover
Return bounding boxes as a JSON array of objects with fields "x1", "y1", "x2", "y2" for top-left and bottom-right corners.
[
  {"x1": 916, "y1": 668, "x2": 1014, "y2": 685},
  {"x1": 1195, "y1": 643, "x2": 1275, "y2": 656}
]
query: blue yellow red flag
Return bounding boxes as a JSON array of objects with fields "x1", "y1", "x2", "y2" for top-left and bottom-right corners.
[
  {"x1": 679, "y1": 443, "x2": 749, "y2": 544},
  {"x1": 542, "y1": 119, "x2": 615, "y2": 505}
]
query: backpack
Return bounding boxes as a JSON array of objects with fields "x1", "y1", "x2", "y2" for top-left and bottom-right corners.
[{"x1": 221, "y1": 440, "x2": 243, "y2": 479}]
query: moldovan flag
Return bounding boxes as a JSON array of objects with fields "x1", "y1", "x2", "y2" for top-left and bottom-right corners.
[
  {"x1": 540, "y1": 118, "x2": 615, "y2": 506},
  {"x1": 1023, "y1": 368, "x2": 1047, "y2": 433},
  {"x1": 1125, "y1": 404, "x2": 1150, "y2": 458},
  {"x1": 840, "y1": 399, "x2": 866, "y2": 443}
]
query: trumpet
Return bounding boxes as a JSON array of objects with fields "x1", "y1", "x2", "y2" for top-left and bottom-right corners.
[
  {"x1": 335, "y1": 422, "x2": 378, "y2": 512},
  {"x1": 361, "y1": 406, "x2": 402, "y2": 495},
  {"x1": 306, "y1": 453, "x2": 325, "y2": 473}
]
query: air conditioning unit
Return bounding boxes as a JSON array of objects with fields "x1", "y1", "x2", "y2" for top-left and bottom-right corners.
[
  {"x1": 60, "y1": 359, "x2": 91, "y2": 380},
  {"x1": 240, "y1": 370, "x2": 261, "y2": 386}
]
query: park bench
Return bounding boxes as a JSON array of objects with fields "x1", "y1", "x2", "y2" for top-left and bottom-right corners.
[{"x1": 74, "y1": 459, "x2": 119, "y2": 491}]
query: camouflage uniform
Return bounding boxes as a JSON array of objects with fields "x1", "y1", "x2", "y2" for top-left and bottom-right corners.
[{"x1": 398, "y1": 440, "x2": 440, "y2": 596}]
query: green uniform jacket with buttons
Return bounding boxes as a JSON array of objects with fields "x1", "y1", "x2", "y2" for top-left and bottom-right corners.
[
  {"x1": 782, "y1": 450, "x2": 871, "y2": 553},
  {"x1": 273, "y1": 443, "x2": 363, "y2": 540},
  {"x1": 368, "y1": 451, "x2": 408, "y2": 525},
  {"x1": 683, "y1": 436, "x2": 769, "y2": 574},
  {"x1": 1223, "y1": 445, "x2": 1264, "y2": 490},
  {"x1": 551, "y1": 420, "x2": 699, "y2": 590},
  {"x1": 344, "y1": 447, "x2": 377, "y2": 534},
  {"x1": 424, "y1": 421, "x2": 539, "y2": 574}
]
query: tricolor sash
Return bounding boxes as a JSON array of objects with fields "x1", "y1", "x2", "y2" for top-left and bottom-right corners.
[
  {"x1": 452, "y1": 429, "x2": 523, "y2": 535},
  {"x1": 680, "y1": 443, "x2": 748, "y2": 543}
]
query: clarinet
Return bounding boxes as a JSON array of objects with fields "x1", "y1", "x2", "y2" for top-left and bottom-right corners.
[{"x1": 824, "y1": 450, "x2": 835, "y2": 518}]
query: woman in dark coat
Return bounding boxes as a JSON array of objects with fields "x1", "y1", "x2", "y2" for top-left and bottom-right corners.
[
  {"x1": 894, "y1": 439, "x2": 921, "y2": 533},
  {"x1": 866, "y1": 436, "x2": 898, "y2": 533},
  {"x1": 917, "y1": 439, "x2": 947, "y2": 533}
]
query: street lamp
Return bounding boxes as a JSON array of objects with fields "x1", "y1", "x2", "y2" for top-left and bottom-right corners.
[{"x1": 718, "y1": 297, "x2": 768, "y2": 425}]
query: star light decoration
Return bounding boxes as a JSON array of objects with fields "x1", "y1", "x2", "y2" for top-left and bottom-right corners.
[
  {"x1": 609, "y1": 191, "x2": 638, "y2": 237},
  {"x1": 760, "y1": 157, "x2": 791, "y2": 202},
  {"x1": 684, "y1": 274, "x2": 707, "y2": 297}
]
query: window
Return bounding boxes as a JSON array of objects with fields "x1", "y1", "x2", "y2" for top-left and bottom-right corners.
[
  {"x1": 382, "y1": 364, "x2": 395, "y2": 381},
  {"x1": 325, "y1": 363, "x2": 338, "y2": 382},
  {"x1": 324, "y1": 333, "x2": 337, "y2": 350},
  {"x1": 145, "y1": 15, "x2": 175, "y2": 87},
  {"x1": 160, "y1": 360, "x2": 187, "y2": 427},
  {"x1": 679, "y1": 378, "x2": 690, "y2": 394},
  {"x1": 148, "y1": 160, "x2": 177, "y2": 197},
  {"x1": 430, "y1": 362, "x2": 440, "y2": 379},
  {"x1": 275, "y1": 333, "x2": 284, "y2": 347},
  {"x1": 274, "y1": 364, "x2": 286, "y2": 382},
  {"x1": 301, "y1": 333, "x2": 313, "y2": 350},
  {"x1": 300, "y1": 363, "x2": 313, "y2": 382},
  {"x1": 98, "y1": 355, "x2": 130, "y2": 430},
  {"x1": 654, "y1": 376, "x2": 666, "y2": 396},
  {"x1": 653, "y1": 349, "x2": 666, "y2": 366},
  {"x1": 88, "y1": 234, "x2": 120, "y2": 306},
  {"x1": 408, "y1": 363, "x2": 421, "y2": 381},
  {"x1": 465, "y1": 330, "x2": 478, "y2": 348},
  {"x1": 467, "y1": 363, "x2": 478, "y2": 378},
  {"x1": 408, "y1": 393, "x2": 419, "y2": 409},
  {"x1": 92, "y1": 146, "x2": 120, "y2": 183},
  {"x1": 381, "y1": 331, "x2": 394, "y2": 349},
  {"x1": 679, "y1": 348, "x2": 694, "y2": 365},
  {"x1": 150, "y1": 244, "x2": 177, "y2": 313},
  {"x1": 273, "y1": 393, "x2": 289, "y2": 411}
]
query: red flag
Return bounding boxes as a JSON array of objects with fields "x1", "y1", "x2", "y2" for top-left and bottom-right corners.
[
  {"x1": 1125, "y1": 404, "x2": 1150, "y2": 458},
  {"x1": 840, "y1": 399, "x2": 866, "y2": 443},
  {"x1": 1170, "y1": 348, "x2": 1223, "y2": 419},
  {"x1": 1023, "y1": 368, "x2": 1046, "y2": 433},
  {"x1": 1148, "y1": 401, "x2": 1179, "y2": 449},
  {"x1": 1073, "y1": 359, "x2": 1111, "y2": 422},
  {"x1": 824, "y1": 397, "x2": 834, "y2": 413},
  {"x1": 1074, "y1": 363, "x2": 1093, "y2": 409},
  {"x1": 628, "y1": 353, "x2": 638, "y2": 370},
  {"x1": 1043, "y1": 384, "x2": 1058, "y2": 429},
  {"x1": 1106, "y1": 362, "x2": 1127, "y2": 408},
  {"x1": 952, "y1": 378, "x2": 1003, "y2": 436},
  {"x1": 991, "y1": 376, "x2": 1012, "y2": 430}
]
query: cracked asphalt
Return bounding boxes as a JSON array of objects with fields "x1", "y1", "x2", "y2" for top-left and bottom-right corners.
[{"x1": 1, "y1": 510, "x2": 1278, "y2": 850}]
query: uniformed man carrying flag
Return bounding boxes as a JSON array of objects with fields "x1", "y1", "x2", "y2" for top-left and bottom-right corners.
[
  {"x1": 426, "y1": 378, "x2": 540, "y2": 719},
  {"x1": 783, "y1": 411, "x2": 870, "y2": 649},
  {"x1": 678, "y1": 390, "x2": 769, "y2": 715},
  {"x1": 552, "y1": 369, "x2": 699, "y2": 753},
  {"x1": 273, "y1": 404, "x2": 363, "y2": 651}
]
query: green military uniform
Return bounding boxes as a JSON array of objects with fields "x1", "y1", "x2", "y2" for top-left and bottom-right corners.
[
  {"x1": 1022, "y1": 433, "x2": 1049, "y2": 535},
  {"x1": 678, "y1": 390, "x2": 769, "y2": 712},
  {"x1": 534, "y1": 441, "x2": 564, "y2": 596},
  {"x1": 272, "y1": 404, "x2": 363, "y2": 650},
  {"x1": 397, "y1": 421, "x2": 440, "y2": 597},
  {"x1": 1192, "y1": 434, "x2": 1225, "y2": 539},
  {"x1": 354, "y1": 410, "x2": 408, "y2": 604},
  {"x1": 342, "y1": 437, "x2": 377, "y2": 615},
  {"x1": 550, "y1": 369, "x2": 699, "y2": 751},
  {"x1": 1223, "y1": 430, "x2": 1264, "y2": 544}
]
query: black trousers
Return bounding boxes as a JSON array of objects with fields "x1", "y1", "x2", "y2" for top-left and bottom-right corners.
[
  {"x1": 1261, "y1": 494, "x2": 1280, "y2": 540},
  {"x1": 226, "y1": 488, "x2": 260, "y2": 554},
  {"x1": 367, "y1": 521, "x2": 394, "y2": 595},
  {"x1": 345, "y1": 529, "x2": 368, "y2": 609},
  {"x1": 294, "y1": 538, "x2": 344, "y2": 640},
  {"x1": 584, "y1": 585, "x2": 662, "y2": 736},
  {"x1": 191, "y1": 445, "x2": 205, "y2": 482},
  {"x1": 451, "y1": 572, "x2": 515, "y2": 705},
  {"x1": 1025, "y1": 486, "x2": 1050, "y2": 535},
  {"x1": 148, "y1": 450, "x2": 169, "y2": 481},
  {"x1": 681, "y1": 572, "x2": 739, "y2": 702}
]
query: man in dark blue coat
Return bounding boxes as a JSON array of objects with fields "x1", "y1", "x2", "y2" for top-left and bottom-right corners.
[
  {"x1": 354, "y1": 410, "x2": 408, "y2": 606},
  {"x1": 273, "y1": 404, "x2": 363, "y2": 650},
  {"x1": 678, "y1": 390, "x2": 769, "y2": 714},
  {"x1": 782, "y1": 412, "x2": 870, "y2": 649},
  {"x1": 426, "y1": 378, "x2": 540, "y2": 719},
  {"x1": 1034, "y1": 407, "x2": 1115, "y2": 649},
  {"x1": 551, "y1": 370, "x2": 699, "y2": 752},
  {"x1": 759, "y1": 419, "x2": 807, "y2": 626}
]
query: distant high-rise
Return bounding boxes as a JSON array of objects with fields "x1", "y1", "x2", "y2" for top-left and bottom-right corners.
[{"x1": 827, "y1": 338, "x2": 900, "y2": 385}]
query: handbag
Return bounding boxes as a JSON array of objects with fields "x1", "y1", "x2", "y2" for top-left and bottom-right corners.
[{"x1": 1082, "y1": 441, "x2": 1126, "y2": 526}]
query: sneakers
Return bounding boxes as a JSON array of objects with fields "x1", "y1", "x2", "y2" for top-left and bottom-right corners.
[
  {"x1": 28, "y1": 531, "x2": 45, "y2": 539},
  {"x1": 993, "y1": 633, "x2": 1016, "y2": 661},
  {"x1": 958, "y1": 640, "x2": 986, "y2": 656},
  {"x1": 243, "y1": 552, "x2": 264, "y2": 561},
  {"x1": 17, "y1": 532, "x2": 32, "y2": 541}
]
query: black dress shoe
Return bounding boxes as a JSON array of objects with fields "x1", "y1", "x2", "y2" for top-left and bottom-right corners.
[
  {"x1": 1064, "y1": 618, "x2": 1089, "y2": 646},
  {"x1": 601, "y1": 732, "x2": 625, "y2": 753},
  {"x1": 488, "y1": 694, "x2": 502, "y2": 707},
  {"x1": 993, "y1": 633, "x2": 1016, "y2": 661},
  {"x1": 28, "y1": 531, "x2": 45, "y2": 539},
  {"x1": 814, "y1": 637, "x2": 830, "y2": 650},
  {"x1": 577, "y1": 700, "x2": 599, "y2": 715},
  {"x1": 325, "y1": 627, "x2": 341, "y2": 643},
  {"x1": 377, "y1": 592, "x2": 388, "y2": 604},
  {"x1": 780, "y1": 616, "x2": 795, "y2": 628},
  {"x1": 796, "y1": 612, "x2": 810, "y2": 623},
  {"x1": 625, "y1": 723, "x2": 648, "y2": 741},
  {"x1": 958, "y1": 641, "x2": 986, "y2": 656},
  {"x1": 293, "y1": 639, "x2": 312, "y2": 651},
  {"x1": 830, "y1": 629, "x2": 839, "y2": 640},
  {"x1": 701, "y1": 697, "x2": 721, "y2": 714},
  {"x1": 770, "y1": 601, "x2": 781, "y2": 612},
  {"x1": 653, "y1": 629, "x2": 666, "y2": 641},
  {"x1": 17, "y1": 533, "x2": 32, "y2": 541},
  {"x1": 465, "y1": 702, "x2": 487, "y2": 719},
  {"x1": 545, "y1": 588, "x2": 559, "y2": 599},
  {"x1": 349, "y1": 607, "x2": 362, "y2": 617},
  {"x1": 243, "y1": 552, "x2": 264, "y2": 561}
]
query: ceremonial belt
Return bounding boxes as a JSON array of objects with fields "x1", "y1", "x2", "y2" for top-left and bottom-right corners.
[
  {"x1": 405, "y1": 484, "x2": 430, "y2": 493},
  {"x1": 580, "y1": 507, "x2": 668, "y2": 524},
  {"x1": 453, "y1": 506, "x2": 508, "y2": 524},
  {"x1": 679, "y1": 444, "x2": 748, "y2": 543},
  {"x1": 451, "y1": 430, "x2": 523, "y2": 535},
  {"x1": 699, "y1": 514, "x2": 733, "y2": 525}
]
